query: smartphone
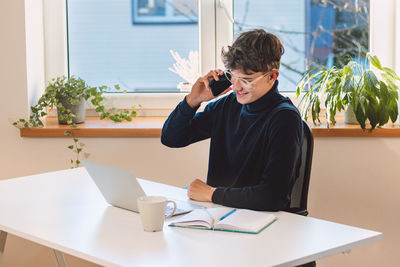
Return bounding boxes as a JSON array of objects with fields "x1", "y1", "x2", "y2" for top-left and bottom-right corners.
[{"x1": 209, "y1": 72, "x2": 232, "y2": 96}]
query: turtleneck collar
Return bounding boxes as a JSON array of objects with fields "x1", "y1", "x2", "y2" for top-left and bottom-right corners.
[{"x1": 243, "y1": 80, "x2": 282, "y2": 113}]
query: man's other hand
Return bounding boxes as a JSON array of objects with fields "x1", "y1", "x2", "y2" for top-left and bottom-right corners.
[{"x1": 187, "y1": 179, "x2": 216, "y2": 202}]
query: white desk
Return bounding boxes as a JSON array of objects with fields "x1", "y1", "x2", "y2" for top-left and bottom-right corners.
[{"x1": 0, "y1": 168, "x2": 381, "y2": 267}]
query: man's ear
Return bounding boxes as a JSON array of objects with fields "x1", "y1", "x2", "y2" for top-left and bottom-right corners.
[
  {"x1": 268, "y1": 70, "x2": 279, "y2": 86},
  {"x1": 272, "y1": 70, "x2": 279, "y2": 80}
]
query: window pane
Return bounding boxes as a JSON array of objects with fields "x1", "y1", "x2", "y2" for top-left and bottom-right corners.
[
  {"x1": 67, "y1": 0, "x2": 198, "y2": 92},
  {"x1": 233, "y1": 0, "x2": 369, "y2": 91}
]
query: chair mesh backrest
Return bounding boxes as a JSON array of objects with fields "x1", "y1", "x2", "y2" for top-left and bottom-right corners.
[{"x1": 289, "y1": 120, "x2": 314, "y2": 216}]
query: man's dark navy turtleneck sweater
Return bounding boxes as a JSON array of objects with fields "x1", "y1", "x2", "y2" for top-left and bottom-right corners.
[{"x1": 161, "y1": 81, "x2": 303, "y2": 211}]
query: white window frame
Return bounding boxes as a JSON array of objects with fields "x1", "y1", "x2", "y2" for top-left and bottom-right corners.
[
  {"x1": 43, "y1": 0, "x2": 399, "y2": 116},
  {"x1": 395, "y1": 0, "x2": 400, "y2": 76}
]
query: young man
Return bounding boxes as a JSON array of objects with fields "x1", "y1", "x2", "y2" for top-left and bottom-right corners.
[{"x1": 161, "y1": 29, "x2": 303, "y2": 211}]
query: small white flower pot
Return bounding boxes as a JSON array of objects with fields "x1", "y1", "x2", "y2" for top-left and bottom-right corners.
[
  {"x1": 177, "y1": 82, "x2": 192, "y2": 92},
  {"x1": 344, "y1": 105, "x2": 359, "y2": 125}
]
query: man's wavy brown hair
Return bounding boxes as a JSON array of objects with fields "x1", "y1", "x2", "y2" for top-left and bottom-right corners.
[{"x1": 221, "y1": 29, "x2": 284, "y2": 74}]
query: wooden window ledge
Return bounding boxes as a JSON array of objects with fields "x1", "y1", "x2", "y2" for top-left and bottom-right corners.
[
  {"x1": 19, "y1": 116, "x2": 400, "y2": 138},
  {"x1": 309, "y1": 118, "x2": 400, "y2": 137},
  {"x1": 19, "y1": 117, "x2": 165, "y2": 137}
]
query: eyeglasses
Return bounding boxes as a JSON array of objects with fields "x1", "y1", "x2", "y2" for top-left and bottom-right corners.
[{"x1": 224, "y1": 70, "x2": 272, "y2": 89}]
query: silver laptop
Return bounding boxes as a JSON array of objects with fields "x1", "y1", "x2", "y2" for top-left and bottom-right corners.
[{"x1": 82, "y1": 160, "x2": 201, "y2": 216}]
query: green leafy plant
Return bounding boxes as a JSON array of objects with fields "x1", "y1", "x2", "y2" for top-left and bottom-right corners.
[
  {"x1": 13, "y1": 76, "x2": 140, "y2": 167},
  {"x1": 13, "y1": 76, "x2": 139, "y2": 127},
  {"x1": 296, "y1": 54, "x2": 400, "y2": 131}
]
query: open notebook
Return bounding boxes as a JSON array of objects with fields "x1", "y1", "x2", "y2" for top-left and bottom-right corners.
[{"x1": 169, "y1": 207, "x2": 277, "y2": 234}]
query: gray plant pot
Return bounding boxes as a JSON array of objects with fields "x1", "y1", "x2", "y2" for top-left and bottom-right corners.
[
  {"x1": 344, "y1": 105, "x2": 359, "y2": 125},
  {"x1": 57, "y1": 97, "x2": 86, "y2": 124}
]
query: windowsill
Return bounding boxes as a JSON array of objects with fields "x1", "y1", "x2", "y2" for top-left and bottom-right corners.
[
  {"x1": 19, "y1": 116, "x2": 400, "y2": 138},
  {"x1": 309, "y1": 118, "x2": 400, "y2": 137},
  {"x1": 19, "y1": 117, "x2": 165, "y2": 137}
]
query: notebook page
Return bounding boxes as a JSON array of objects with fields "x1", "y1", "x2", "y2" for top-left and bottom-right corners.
[
  {"x1": 215, "y1": 209, "x2": 277, "y2": 233},
  {"x1": 169, "y1": 209, "x2": 213, "y2": 228},
  {"x1": 169, "y1": 207, "x2": 233, "y2": 229}
]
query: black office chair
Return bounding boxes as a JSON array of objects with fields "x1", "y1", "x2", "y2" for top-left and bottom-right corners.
[
  {"x1": 287, "y1": 120, "x2": 314, "y2": 216},
  {"x1": 288, "y1": 120, "x2": 316, "y2": 267}
]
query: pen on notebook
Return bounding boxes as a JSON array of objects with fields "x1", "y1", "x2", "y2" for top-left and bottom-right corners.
[{"x1": 220, "y1": 209, "x2": 237, "y2": 220}]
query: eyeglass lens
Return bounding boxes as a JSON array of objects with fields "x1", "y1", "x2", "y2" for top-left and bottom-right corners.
[{"x1": 224, "y1": 71, "x2": 253, "y2": 88}]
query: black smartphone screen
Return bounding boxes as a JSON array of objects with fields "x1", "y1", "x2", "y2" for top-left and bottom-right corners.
[{"x1": 209, "y1": 73, "x2": 232, "y2": 96}]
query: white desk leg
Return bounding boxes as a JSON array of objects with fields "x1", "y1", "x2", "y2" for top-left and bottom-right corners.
[
  {"x1": 0, "y1": 231, "x2": 7, "y2": 265},
  {"x1": 52, "y1": 249, "x2": 67, "y2": 267}
]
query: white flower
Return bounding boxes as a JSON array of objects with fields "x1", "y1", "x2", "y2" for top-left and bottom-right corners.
[{"x1": 168, "y1": 50, "x2": 199, "y2": 84}]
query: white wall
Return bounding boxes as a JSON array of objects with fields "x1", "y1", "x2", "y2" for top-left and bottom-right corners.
[
  {"x1": 309, "y1": 138, "x2": 400, "y2": 266},
  {"x1": 1, "y1": 0, "x2": 400, "y2": 266}
]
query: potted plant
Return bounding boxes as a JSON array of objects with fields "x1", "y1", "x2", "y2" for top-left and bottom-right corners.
[
  {"x1": 168, "y1": 50, "x2": 199, "y2": 92},
  {"x1": 296, "y1": 54, "x2": 400, "y2": 131},
  {"x1": 14, "y1": 76, "x2": 139, "y2": 128},
  {"x1": 49, "y1": 76, "x2": 91, "y2": 124},
  {"x1": 13, "y1": 76, "x2": 140, "y2": 167}
]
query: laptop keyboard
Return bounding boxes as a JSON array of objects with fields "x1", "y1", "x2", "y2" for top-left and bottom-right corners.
[{"x1": 165, "y1": 205, "x2": 185, "y2": 216}]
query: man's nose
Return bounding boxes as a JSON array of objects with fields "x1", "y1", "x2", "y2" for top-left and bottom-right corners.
[{"x1": 231, "y1": 79, "x2": 242, "y2": 91}]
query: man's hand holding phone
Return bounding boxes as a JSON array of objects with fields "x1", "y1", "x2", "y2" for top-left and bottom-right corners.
[{"x1": 186, "y1": 69, "x2": 232, "y2": 108}]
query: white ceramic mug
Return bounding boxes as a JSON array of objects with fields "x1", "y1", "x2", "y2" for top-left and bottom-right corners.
[{"x1": 137, "y1": 196, "x2": 177, "y2": 232}]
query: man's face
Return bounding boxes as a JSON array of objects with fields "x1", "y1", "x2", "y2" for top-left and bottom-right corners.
[{"x1": 230, "y1": 69, "x2": 277, "y2": 104}]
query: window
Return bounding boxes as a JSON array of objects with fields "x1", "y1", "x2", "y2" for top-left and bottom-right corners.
[
  {"x1": 233, "y1": 0, "x2": 369, "y2": 91},
  {"x1": 67, "y1": 0, "x2": 199, "y2": 93},
  {"x1": 68, "y1": 0, "x2": 369, "y2": 93},
  {"x1": 44, "y1": 0, "x2": 392, "y2": 115}
]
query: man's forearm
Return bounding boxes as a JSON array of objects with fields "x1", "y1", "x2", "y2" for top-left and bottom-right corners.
[{"x1": 211, "y1": 184, "x2": 291, "y2": 211}]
